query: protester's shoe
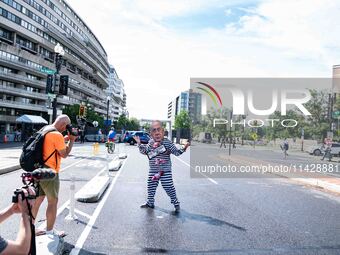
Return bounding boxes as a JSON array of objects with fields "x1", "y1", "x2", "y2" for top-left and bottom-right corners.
[
  {"x1": 45, "y1": 229, "x2": 67, "y2": 238},
  {"x1": 140, "y1": 203, "x2": 154, "y2": 209},
  {"x1": 36, "y1": 229, "x2": 66, "y2": 237},
  {"x1": 174, "y1": 205, "x2": 180, "y2": 213}
]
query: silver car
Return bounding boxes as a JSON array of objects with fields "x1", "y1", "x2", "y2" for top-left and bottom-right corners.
[{"x1": 309, "y1": 142, "x2": 340, "y2": 157}]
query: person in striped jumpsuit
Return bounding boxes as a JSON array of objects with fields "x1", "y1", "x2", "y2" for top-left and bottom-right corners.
[{"x1": 134, "y1": 120, "x2": 189, "y2": 212}]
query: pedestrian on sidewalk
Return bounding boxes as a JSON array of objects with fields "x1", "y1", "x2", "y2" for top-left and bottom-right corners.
[
  {"x1": 135, "y1": 120, "x2": 190, "y2": 213},
  {"x1": 220, "y1": 135, "x2": 226, "y2": 148},
  {"x1": 31, "y1": 114, "x2": 77, "y2": 237},
  {"x1": 321, "y1": 138, "x2": 332, "y2": 161}
]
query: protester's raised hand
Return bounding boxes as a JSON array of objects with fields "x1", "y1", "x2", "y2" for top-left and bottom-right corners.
[
  {"x1": 183, "y1": 142, "x2": 190, "y2": 151},
  {"x1": 133, "y1": 135, "x2": 141, "y2": 145}
]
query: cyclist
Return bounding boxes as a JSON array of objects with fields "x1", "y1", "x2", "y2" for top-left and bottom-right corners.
[{"x1": 108, "y1": 128, "x2": 116, "y2": 142}]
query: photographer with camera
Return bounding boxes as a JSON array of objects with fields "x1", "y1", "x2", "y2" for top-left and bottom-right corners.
[
  {"x1": 0, "y1": 187, "x2": 35, "y2": 255},
  {"x1": 31, "y1": 115, "x2": 77, "y2": 237}
]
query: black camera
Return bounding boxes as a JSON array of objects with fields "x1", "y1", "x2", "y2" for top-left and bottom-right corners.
[
  {"x1": 12, "y1": 169, "x2": 56, "y2": 203},
  {"x1": 66, "y1": 124, "x2": 78, "y2": 136}
]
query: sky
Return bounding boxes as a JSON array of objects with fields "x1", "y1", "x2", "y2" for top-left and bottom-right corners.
[{"x1": 66, "y1": 0, "x2": 340, "y2": 120}]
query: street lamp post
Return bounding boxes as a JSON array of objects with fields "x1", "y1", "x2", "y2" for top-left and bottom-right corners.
[
  {"x1": 106, "y1": 96, "x2": 110, "y2": 136},
  {"x1": 52, "y1": 43, "x2": 65, "y2": 122}
]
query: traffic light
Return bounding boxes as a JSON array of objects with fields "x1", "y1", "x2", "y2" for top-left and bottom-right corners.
[
  {"x1": 46, "y1": 74, "x2": 54, "y2": 94},
  {"x1": 79, "y1": 105, "x2": 85, "y2": 116},
  {"x1": 59, "y1": 75, "x2": 69, "y2": 95}
]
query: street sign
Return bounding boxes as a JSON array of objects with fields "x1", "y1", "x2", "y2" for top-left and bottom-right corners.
[
  {"x1": 47, "y1": 93, "x2": 56, "y2": 99},
  {"x1": 104, "y1": 120, "x2": 112, "y2": 126},
  {"x1": 332, "y1": 111, "x2": 340, "y2": 118},
  {"x1": 251, "y1": 133, "x2": 257, "y2": 140},
  {"x1": 40, "y1": 67, "x2": 55, "y2": 75}
]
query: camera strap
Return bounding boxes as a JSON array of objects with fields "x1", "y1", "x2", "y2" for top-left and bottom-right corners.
[{"x1": 25, "y1": 197, "x2": 36, "y2": 255}]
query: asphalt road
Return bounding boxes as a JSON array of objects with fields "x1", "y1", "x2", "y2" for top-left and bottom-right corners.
[{"x1": 1, "y1": 143, "x2": 340, "y2": 255}]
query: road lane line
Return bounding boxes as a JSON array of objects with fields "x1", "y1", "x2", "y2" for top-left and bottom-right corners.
[
  {"x1": 60, "y1": 158, "x2": 87, "y2": 172},
  {"x1": 70, "y1": 157, "x2": 128, "y2": 255},
  {"x1": 174, "y1": 156, "x2": 218, "y2": 185}
]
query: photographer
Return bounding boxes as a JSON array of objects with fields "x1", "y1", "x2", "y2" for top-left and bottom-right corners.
[
  {"x1": 31, "y1": 115, "x2": 77, "y2": 237},
  {"x1": 0, "y1": 188, "x2": 35, "y2": 255}
]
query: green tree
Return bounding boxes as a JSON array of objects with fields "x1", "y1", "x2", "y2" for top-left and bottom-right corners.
[
  {"x1": 174, "y1": 110, "x2": 191, "y2": 129},
  {"x1": 127, "y1": 118, "x2": 140, "y2": 130},
  {"x1": 115, "y1": 114, "x2": 129, "y2": 130},
  {"x1": 63, "y1": 104, "x2": 104, "y2": 128}
]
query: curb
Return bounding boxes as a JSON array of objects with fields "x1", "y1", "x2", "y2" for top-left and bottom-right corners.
[
  {"x1": 36, "y1": 234, "x2": 64, "y2": 255},
  {"x1": 283, "y1": 176, "x2": 340, "y2": 194},
  {"x1": 75, "y1": 176, "x2": 110, "y2": 203},
  {"x1": 109, "y1": 158, "x2": 122, "y2": 171},
  {"x1": 0, "y1": 164, "x2": 21, "y2": 175}
]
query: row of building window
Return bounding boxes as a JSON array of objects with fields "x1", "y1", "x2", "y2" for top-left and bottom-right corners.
[
  {"x1": 0, "y1": 6, "x2": 96, "y2": 74},
  {"x1": 0, "y1": 79, "x2": 41, "y2": 93},
  {"x1": 0, "y1": 94, "x2": 42, "y2": 104},
  {"x1": 16, "y1": 34, "x2": 37, "y2": 51},
  {"x1": 0, "y1": 65, "x2": 17, "y2": 74},
  {"x1": 0, "y1": 49, "x2": 45, "y2": 71},
  {"x1": 24, "y1": 0, "x2": 108, "y2": 70},
  {"x1": 0, "y1": 27, "x2": 13, "y2": 41},
  {"x1": 42, "y1": 0, "x2": 107, "y2": 58}
]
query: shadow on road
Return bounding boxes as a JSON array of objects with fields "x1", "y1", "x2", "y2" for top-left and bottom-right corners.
[{"x1": 154, "y1": 207, "x2": 246, "y2": 231}]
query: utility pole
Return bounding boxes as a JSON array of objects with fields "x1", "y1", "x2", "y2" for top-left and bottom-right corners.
[{"x1": 228, "y1": 109, "x2": 233, "y2": 156}]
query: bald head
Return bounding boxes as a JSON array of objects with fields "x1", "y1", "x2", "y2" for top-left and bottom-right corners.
[{"x1": 53, "y1": 114, "x2": 71, "y2": 132}]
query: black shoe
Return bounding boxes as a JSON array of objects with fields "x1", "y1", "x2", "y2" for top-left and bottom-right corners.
[
  {"x1": 174, "y1": 205, "x2": 180, "y2": 213},
  {"x1": 140, "y1": 203, "x2": 154, "y2": 209}
]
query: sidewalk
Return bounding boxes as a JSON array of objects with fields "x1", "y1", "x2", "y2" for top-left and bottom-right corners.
[
  {"x1": 0, "y1": 143, "x2": 22, "y2": 174},
  {"x1": 219, "y1": 153, "x2": 340, "y2": 195}
]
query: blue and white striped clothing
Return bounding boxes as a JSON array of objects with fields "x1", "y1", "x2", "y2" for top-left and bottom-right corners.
[
  {"x1": 138, "y1": 138, "x2": 185, "y2": 207},
  {"x1": 138, "y1": 138, "x2": 185, "y2": 173}
]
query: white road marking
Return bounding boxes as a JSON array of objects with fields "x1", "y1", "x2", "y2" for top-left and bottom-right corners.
[
  {"x1": 174, "y1": 156, "x2": 218, "y2": 185},
  {"x1": 37, "y1": 165, "x2": 107, "y2": 230},
  {"x1": 60, "y1": 158, "x2": 87, "y2": 172},
  {"x1": 70, "y1": 157, "x2": 128, "y2": 255}
]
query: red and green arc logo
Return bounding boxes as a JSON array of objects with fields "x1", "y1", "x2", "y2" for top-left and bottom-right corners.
[{"x1": 196, "y1": 82, "x2": 223, "y2": 107}]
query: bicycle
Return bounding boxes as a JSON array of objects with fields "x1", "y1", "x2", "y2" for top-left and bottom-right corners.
[{"x1": 105, "y1": 141, "x2": 115, "y2": 154}]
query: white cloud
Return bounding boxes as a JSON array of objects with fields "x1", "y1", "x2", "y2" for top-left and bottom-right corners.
[{"x1": 66, "y1": 0, "x2": 339, "y2": 120}]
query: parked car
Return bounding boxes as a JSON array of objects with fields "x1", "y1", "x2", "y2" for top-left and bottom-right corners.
[
  {"x1": 123, "y1": 131, "x2": 150, "y2": 145},
  {"x1": 85, "y1": 134, "x2": 106, "y2": 142},
  {"x1": 308, "y1": 142, "x2": 340, "y2": 157}
]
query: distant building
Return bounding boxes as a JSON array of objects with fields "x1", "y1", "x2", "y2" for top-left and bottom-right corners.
[
  {"x1": 167, "y1": 90, "x2": 201, "y2": 128},
  {"x1": 333, "y1": 65, "x2": 340, "y2": 93},
  {"x1": 107, "y1": 66, "x2": 126, "y2": 122}
]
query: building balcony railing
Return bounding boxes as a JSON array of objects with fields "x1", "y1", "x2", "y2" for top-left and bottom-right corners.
[
  {"x1": 0, "y1": 70, "x2": 46, "y2": 88},
  {"x1": 0, "y1": 99, "x2": 46, "y2": 112},
  {"x1": 94, "y1": 70, "x2": 108, "y2": 87},
  {"x1": 0, "y1": 53, "x2": 46, "y2": 77},
  {"x1": 94, "y1": 107, "x2": 107, "y2": 115},
  {"x1": 68, "y1": 79, "x2": 105, "y2": 100},
  {"x1": 87, "y1": 97, "x2": 107, "y2": 108},
  {"x1": 45, "y1": 25, "x2": 107, "y2": 77},
  {"x1": 0, "y1": 84, "x2": 47, "y2": 100}
]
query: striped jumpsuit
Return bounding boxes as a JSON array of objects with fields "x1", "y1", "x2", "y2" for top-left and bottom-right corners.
[{"x1": 138, "y1": 138, "x2": 185, "y2": 207}]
